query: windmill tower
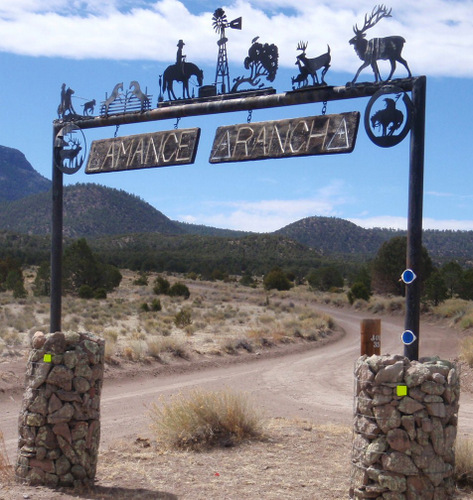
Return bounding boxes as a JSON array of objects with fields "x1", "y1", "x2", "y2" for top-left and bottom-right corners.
[{"x1": 213, "y1": 8, "x2": 242, "y2": 94}]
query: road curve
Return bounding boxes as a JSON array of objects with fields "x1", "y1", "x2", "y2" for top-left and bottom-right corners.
[{"x1": 1, "y1": 304, "x2": 471, "y2": 462}]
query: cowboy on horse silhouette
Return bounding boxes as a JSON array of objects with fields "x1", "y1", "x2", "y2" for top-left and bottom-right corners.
[
  {"x1": 162, "y1": 39, "x2": 203, "y2": 100},
  {"x1": 176, "y1": 40, "x2": 186, "y2": 73}
]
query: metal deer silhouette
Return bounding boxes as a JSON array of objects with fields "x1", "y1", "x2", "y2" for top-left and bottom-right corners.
[
  {"x1": 295, "y1": 42, "x2": 331, "y2": 86},
  {"x1": 349, "y1": 4, "x2": 411, "y2": 83}
]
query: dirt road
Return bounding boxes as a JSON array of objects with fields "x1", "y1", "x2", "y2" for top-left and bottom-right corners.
[{"x1": 1, "y1": 304, "x2": 471, "y2": 462}]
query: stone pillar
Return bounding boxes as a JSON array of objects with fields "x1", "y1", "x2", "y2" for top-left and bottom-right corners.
[
  {"x1": 16, "y1": 331, "x2": 105, "y2": 488},
  {"x1": 351, "y1": 354, "x2": 460, "y2": 499}
]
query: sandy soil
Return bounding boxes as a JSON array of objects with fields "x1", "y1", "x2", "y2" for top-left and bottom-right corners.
[{"x1": 1, "y1": 302, "x2": 472, "y2": 499}]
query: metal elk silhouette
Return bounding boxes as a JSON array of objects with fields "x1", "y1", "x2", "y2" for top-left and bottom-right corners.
[{"x1": 350, "y1": 4, "x2": 411, "y2": 84}]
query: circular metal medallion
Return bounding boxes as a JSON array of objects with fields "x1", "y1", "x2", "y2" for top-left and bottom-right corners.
[
  {"x1": 54, "y1": 123, "x2": 87, "y2": 174},
  {"x1": 364, "y1": 86, "x2": 413, "y2": 148}
]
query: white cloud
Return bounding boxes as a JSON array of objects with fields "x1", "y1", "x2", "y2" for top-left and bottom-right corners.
[
  {"x1": 177, "y1": 180, "x2": 351, "y2": 232},
  {"x1": 0, "y1": 1, "x2": 471, "y2": 77}
]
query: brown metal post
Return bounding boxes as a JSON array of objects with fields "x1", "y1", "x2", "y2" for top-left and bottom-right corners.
[
  {"x1": 50, "y1": 125, "x2": 63, "y2": 333},
  {"x1": 404, "y1": 76, "x2": 426, "y2": 361},
  {"x1": 360, "y1": 319, "x2": 381, "y2": 356}
]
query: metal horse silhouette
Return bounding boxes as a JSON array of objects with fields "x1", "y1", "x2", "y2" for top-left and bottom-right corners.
[
  {"x1": 162, "y1": 40, "x2": 204, "y2": 100},
  {"x1": 293, "y1": 41, "x2": 331, "y2": 88},
  {"x1": 129, "y1": 81, "x2": 151, "y2": 111},
  {"x1": 349, "y1": 4, "x2": 411, "y2": 83},
  {"x1": 371, "y1": 97, "x2": 404, "y2": 136},
  {"x1": 101, "y1": 83, "x2": 123, "y2": 116}
]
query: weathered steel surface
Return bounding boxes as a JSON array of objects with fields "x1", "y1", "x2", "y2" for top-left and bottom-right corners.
[
  {"x1": 209, "y1": 111, "x2": 359, "y2": 163},
  {"x1": 55, "y1": 78, "x2": 419, "y2": 133},
  {"x1": 85, "y1": 128, "x2": 201, "y2": 174}
]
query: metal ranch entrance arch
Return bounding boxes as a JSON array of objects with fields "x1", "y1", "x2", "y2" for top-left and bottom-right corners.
[{"x1": 51, "y1": 76, "x2": 426, "y2": 361}]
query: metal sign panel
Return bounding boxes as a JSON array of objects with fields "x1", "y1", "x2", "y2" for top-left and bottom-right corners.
[
  {"x1": 86, "y1": 128, "x2": 201, "y2": 174},
  {"x1": 209, "y1": 112, "x2": 360, "y2": 164}
]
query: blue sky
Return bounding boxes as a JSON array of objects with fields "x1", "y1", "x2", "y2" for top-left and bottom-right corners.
[{"x1": 0, "y1": 0, "x2": 472, "y2": 232}]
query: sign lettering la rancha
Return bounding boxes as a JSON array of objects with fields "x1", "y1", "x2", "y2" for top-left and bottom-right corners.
[
  {"x1": 209, "y1": 112, "x2": 360, "y2": 164},
  {"x1": 85, "y1": 128, "x2": 201, "y2": 174}
]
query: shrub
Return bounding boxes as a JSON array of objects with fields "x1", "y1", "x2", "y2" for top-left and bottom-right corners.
[
  {"x1": 0, "y1": 430, "x2": 13, "y2": 485},
  {"x1": 93, "y1": 287, "x2": 107, "y2": 299},
  {"x1": 33, "y1": 261, "x2": 50, "y2": 296},
  {"x1": 168, "y1": 282, "x2": 190, "y2": 299},
  {"x1": 347, "y1": 282, "x2": 371, "y2": 305},
  {"x1": 149, "y1": 389, "x2": 263, "y2": 450},
  {"x1": 133, "y1": 272, "x2": 149, "y2": 286},
  {"x1": 263, "y1": 268, "x2": 292, "y2": 291},
  {"x1": 78, "y1": 284, "x2": 94, "y2": 299},
  {"x1": 461, "y1": 336, "x2": 473, "y2": 367},
  {"x1": 307, "y1": 266, "x2": 344, "y2": 292},
  {"x1": 455, "y1": 435, "x2": 473, "y2": 487},
  {"x1": 153, "y1": 276, "x2": 170, "y2": 295},
  {"x1": 175, "y1": 308, "x2": 192, "y2": 328},
  {"x1": 240, "y1": 272, "x2": 256, "y2": 287},
  {"x1": 150, "y1": 298, "x2": 162, "y2": 312}
]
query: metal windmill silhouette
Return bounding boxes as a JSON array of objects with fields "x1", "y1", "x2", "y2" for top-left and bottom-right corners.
[{"x1": 213, "y1": 8, "x2": 242, "y2": 94}]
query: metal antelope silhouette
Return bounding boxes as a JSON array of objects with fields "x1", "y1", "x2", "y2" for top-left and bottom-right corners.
[{"x1": 349, "y1": 4, "x2": 411, "y2": 83}]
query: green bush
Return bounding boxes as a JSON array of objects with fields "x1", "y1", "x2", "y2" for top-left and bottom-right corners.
[
  {"x1": 133, "y1": 272, "x2": 149, "y2": 286},
  {"x1": 150, "y1": 298, "x2": 162, "y2": 312},
  {"x1": 168, "y1": 282, "x2": 190, "y2": 299},
  {"x1": 347, "y1": 282, "x2": 371, "y2": 304},
  {"x1": 62, "y1": 238, "x2": 121, "y2": 296},
  {"x1": 93, "y1": 288, "x2": 107, "y2": 299},
  {"x1": 240, "y1": 272, "x2": 256, "y2": 287},
  {"x1": 33, "y1": 261, "x2": 50, "y2": 297},
  {"x1": 153, "y1": 276, "x2": 170, "y2": 295},
  {"x1": 307, "y1": 266, "x2": 344, "y2": 292},
  {"x1": 263, "y1": 268, "x2": 292, "y2": 291},
  {"x1": 78, "y1": 284, "x2": 94, "y2": 299},
  {"x1": 174, "y1": 308, "x2": 192, "y2": 328}
]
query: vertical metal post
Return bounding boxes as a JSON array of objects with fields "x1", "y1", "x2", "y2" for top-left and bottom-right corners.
[
  {"x1": 50, "y1": 126, "x2": 63, "y2": 333},
  {"x1": 404, "y1": 76, "x2": 426, "y2": 361}
]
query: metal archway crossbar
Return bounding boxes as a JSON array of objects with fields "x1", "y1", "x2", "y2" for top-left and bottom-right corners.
[{"x1": 51, "y1": 76, "x2": 426, "y2": 361}]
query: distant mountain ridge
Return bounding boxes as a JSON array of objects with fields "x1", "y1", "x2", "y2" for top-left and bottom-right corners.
[
  {"x1": 0, "y1": 183, "x2": 183, "y2": 238},
  {"x1": 1, "y1": 143, "x2": 472, "y2": 264},
  {"x1": 0, "y1": 146, "x2": 51, "y2": 201}
]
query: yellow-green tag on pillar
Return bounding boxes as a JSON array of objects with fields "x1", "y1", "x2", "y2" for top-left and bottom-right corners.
[
  {"x1": 43, "y1": 353, "x2": 52, "y2": 363},
  {"x1": 396, "y1": 385, "x2": 408, "y2": 397}
]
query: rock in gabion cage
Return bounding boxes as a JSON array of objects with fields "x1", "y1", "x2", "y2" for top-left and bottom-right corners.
[
  {"x1": 16, "y1": 331, "x2": 105, "y2": 487},
  {"x1": 351, "y1": 354, "x2": 460, "y2": 499}
]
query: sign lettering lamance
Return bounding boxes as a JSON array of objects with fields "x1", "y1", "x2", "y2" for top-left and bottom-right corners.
[
  {"x1": 209, "y1": 112, "x2": 360, "y2": 163},
  {"x1": 86, "y1": 128, "x2": 201, "y2": 174}
]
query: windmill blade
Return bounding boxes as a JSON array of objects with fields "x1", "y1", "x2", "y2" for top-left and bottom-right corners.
[{"x1": 229, "y1": 17, "x2": 242, "y2": 30}]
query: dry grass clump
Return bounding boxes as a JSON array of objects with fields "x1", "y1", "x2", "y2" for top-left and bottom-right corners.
[
  {"x1": 146, "y1": 337, "x2": 188, "y2": 359},
  {"x1": 0, "y1": 430, "x2": 14, "y2": 485},
  {"x1": 149, "y1": 389, "x2": 263, "y2": 450},
  {"x1": 455, "y1": 435, "x2": 473, "y2": 487},
  {"x1": 460, "y1": 337, "x2": 473, "y2": 368},
  {"x1": 434, "y1": 299, "x2": 473, "y2": 330}
]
